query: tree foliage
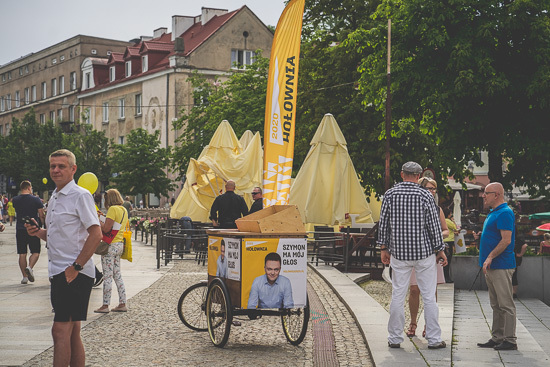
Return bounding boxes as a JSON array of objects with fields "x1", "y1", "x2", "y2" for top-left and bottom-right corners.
[
  {"x1": 350, "y1": 0, "x2": 550, "y2": 196},
  {"x1": 172, "y1": 52, "x2": 270, "y2": 178},
  {"x1": 109, "y1": 128, "x2": 174, "y2": 201},
  {"x1": 0, "y1": 109, "x2": 65, "y2": 193}
]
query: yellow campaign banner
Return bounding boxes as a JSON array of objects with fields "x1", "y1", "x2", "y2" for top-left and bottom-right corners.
[
  {"x1": 241, "y1": 237, "x2": 307, "y2": 309},
  {"x1": 263, "y1": 0, "x2": 306, "y2": 206}
]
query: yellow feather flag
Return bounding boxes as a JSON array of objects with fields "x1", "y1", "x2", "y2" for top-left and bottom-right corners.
[{"x1": 263, "y1": 0, "x2": 306, "y2": 207}]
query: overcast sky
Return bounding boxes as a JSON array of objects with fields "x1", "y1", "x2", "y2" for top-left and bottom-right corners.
[{"x1": 0, "y1": 0, "x2": 287, "y2": 66}]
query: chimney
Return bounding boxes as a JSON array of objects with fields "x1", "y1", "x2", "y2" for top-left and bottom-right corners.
[
  {"x1": 174, "y1": 37, "x2": 185, "y2": 53},
  {"x1": 153, "y1": 27, "x2": 167, "y2": 39},
  {"x1": 172, "y1": 15, "x2": 195, "y2": 41},
  {"x1": 201, "y1": 7, "x2": 228, "y2": 26}
]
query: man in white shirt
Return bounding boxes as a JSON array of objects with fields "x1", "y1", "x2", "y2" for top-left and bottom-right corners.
[{"x1": 27, "y1": 149, "x2": 101, "y2": 367}]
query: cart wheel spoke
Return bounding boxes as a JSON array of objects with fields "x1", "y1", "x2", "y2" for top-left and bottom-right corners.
[
  {"x1": 177, "y1": 281, "x2": 208, "y2": 331},
  {"x1": 206, "y1": 278, "x2": 232, "y2": 347},
  {"x1": 281, "y1": 297, "x2": 309, "y2": 345}
]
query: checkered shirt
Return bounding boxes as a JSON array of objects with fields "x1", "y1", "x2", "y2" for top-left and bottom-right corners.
[{"x1": 377, "y1": 181, "x2": 445, "y2": 261}]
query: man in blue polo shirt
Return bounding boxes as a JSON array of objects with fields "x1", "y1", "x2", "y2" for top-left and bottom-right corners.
[{"x1": 475, "y1": 182, "x2": 517, "y2": 351}]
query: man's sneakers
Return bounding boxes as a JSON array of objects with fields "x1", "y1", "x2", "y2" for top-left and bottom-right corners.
[
  {"x1": 21, "y1": 277, "x2": 28, "y2": 284},
  {"x1": 388, "y1": 342, "x2": 400, "y2": 348},
  {"x1": 428, "y1": 341, "x2": 447, "y2": 349},
  {"x1": 25, "y1": 267, "x2": 35, "y2": 282},
  {"x1": 494, "y1": 341, "x2": 518, "y2": 350},
  {"x1": 478, "y1": 339, "x2": 517, "y2": 350}
]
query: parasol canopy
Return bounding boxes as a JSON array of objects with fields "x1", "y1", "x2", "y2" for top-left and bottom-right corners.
[
  {"x1": 170, "y1": 121, "x2": 263, "y2": 221},
  {"x1": 536, "y1": 223, "x2": 550, "y2": 232},
  {"x1": 529, "y1": 212, "x2": 550, "y2": 220},
  {"x1": 289, "y1": 113, "x2": 373, "y2": 225},
  {"x1": 453, "y1": 191, "x2": 462, "y2": 228}
]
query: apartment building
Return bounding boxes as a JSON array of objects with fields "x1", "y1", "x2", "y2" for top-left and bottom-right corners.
[
  {"x1": 78, "y1": 6, "x2": 273, "y2": 150},
  {"x1": 0, "y1": 35, "x2": 131, "y2": 135}
]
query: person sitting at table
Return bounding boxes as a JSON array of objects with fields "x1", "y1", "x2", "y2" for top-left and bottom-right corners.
[{"x1": 539, "y1": 233, "x2": 550, "y2": 255}]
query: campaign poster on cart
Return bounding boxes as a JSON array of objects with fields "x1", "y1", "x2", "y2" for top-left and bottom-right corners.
[
  {"x1": 207, "y1": 236, "x2": 241, "y2": 281},
  {"x1": 241, "y1": 237, "x2": 307, "y2": 309}
]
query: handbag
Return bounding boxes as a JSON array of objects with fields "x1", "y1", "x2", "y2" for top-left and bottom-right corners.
[
  {"x1": 95, "y1": 240, "x2": 110, "y2": 255},
  {"x1": 121, "y1": 221, "x2": 133, "y2": 262}
]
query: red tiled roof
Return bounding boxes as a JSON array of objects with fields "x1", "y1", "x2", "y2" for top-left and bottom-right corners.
[
  {"x1": 139, "y1": 41, "x2": 173, "y2": 53},
  {"x1": 180, "y1": 8, "x2": 240, "y2": 56},
  {"x1": 124, "y1": 46, "x2": 140, "y2": 58},
  {"x1": 108, "y1": 52, "x2": 124, "y2": 63}
]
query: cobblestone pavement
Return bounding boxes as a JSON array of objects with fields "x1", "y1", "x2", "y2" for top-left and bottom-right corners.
[{"x1": 23, "y1": 261, "x2": 373, "y2": 366}]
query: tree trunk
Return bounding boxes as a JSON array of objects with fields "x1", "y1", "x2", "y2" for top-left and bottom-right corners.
[{"x1": 487, "y1": 148, "x2": 503, "y2": 183}]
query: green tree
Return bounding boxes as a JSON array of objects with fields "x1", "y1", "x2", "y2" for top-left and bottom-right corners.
[
  {"x1": 172, "y1": 52, "x2": 270, "y2": 178},
  {"x1": 350, "y1": 0, "x2": 550, "y2": 196},
  {"x1": 0, "y1": 109, "x2": 65, "y2": 193},
  {"x1": 66, "y1": 124, "x2": 111, "y2": 185},
  {"x1": 109, "y1": 128, "x2": 174, "y2": 203}
]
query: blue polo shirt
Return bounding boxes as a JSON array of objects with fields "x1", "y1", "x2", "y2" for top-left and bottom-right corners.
[{"x1": 479, "y1": 203, "x2": 515, "y2": 269}]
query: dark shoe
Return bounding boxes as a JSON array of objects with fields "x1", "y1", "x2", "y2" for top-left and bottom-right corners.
[
  {"x1": 428, "y1": 341, "x2": 446, "y2": 349},
  {"x1": 388, "y1": 342, "x2": 400, "y2": 348},
  {"x1": 513, "y1": 294, "x2": 518, "y2": 299},
  {"x1": 446, "y1": 280, "x2": 454, "y2": 283},
  {"x1": 494, "y1": 341, "x2": 517, "y2": 351},
  {"x1": 25, "y1": 267, "x2": 35, "y2": 282},
  {"x1": 477, "y1": 339, "x2": 498, "y2": 348},
  {"x1": 93, "y1": 274, "x2": 104, "y2": 287}
]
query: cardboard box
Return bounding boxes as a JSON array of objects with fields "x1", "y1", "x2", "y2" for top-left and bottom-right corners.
[{"x1": 236, "y1": 205, "x2": 305, "y2": 233}]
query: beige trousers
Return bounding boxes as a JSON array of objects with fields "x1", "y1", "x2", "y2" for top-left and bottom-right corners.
[{"x1": 485, "y1": 268, "x2": 517, "y2": 344}]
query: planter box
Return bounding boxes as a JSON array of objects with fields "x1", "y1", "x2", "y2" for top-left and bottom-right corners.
[{"x1": 452, "y1": 255, "x2": 550, "y2": 306}]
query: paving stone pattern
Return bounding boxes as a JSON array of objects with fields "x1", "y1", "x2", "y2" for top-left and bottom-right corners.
[{"x1": 23, "y1": 261, "x2": 373, "y2": 366}]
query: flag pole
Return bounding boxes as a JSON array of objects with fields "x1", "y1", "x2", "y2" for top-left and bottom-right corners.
[{"x1": 384, "y1": 19, "x2": 392, "y2": 192}]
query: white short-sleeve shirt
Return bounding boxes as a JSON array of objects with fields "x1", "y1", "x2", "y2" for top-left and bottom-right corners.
[{"x1": 46, "y1": 180, "x2": 100, "y2": 278}]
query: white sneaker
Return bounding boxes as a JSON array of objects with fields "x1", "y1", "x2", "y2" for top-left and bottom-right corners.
[
  {"x1": 21, "y1": 277, "x2": 28, "y2": 284},
  {"x1": 25, "y1": 267, "x2": 35, "y2": 282}
]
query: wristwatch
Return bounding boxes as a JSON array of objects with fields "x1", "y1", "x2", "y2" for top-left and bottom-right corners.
[
  {"x1": 72, "y1": 262, "x2": 83, "y2": 271},
  {"x1": 380, "y1": 246, "x2": 389, "y2": 252}
]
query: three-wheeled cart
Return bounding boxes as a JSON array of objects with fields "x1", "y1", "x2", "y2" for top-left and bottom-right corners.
[{"x1": 177, "y1": 205, "x2": 309, "y2": 348}]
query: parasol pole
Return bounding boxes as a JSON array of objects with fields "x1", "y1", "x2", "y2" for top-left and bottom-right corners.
[{"x1": 384, "y1": 19, "x2": 392, "y2": 192}]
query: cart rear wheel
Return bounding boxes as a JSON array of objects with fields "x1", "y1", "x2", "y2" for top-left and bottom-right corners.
[
  {"x1": 206, "y1": 278, "x2": 232, "y2": 347},
  {"x1": 177, "y1": 281, "x2": 208, "y2": 331},
  {"x1": 281, "y1": 296, "x2": 309, "y2": 345}
]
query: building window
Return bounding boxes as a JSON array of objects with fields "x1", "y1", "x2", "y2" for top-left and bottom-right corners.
[
  {"x1": 1, "y1": 74, "x2": 5, "y2": 82},
  {"x1": 119, "y1": 136, "x2": 124, "y2": 145},
  {"x1": 70, "y1": 72, "x2": 77, "y2": 90},
  {"x1": 40, "y1": 114, "x2": 45, "y2": 124},
  {"x1": 0, "y1": 125, "x2": 3, "y2": 136},
  {"x1": 51, "y1": 78, "x2": 57, "y2": 96},
  {"x1": 41, "y1": 82, "x2": 47, "y2": 99},
  {"x1": 119, "y1": 98, "x2": 125, "y2": 119},
  {"x1": 57, "y1": 109, "x2": 62, "y2": 121},
  {"x1": 19, "y1": 67, "x2": 23, "y2": 76},
  {"x1": 102, "y1": 102, "x2": 109, "y2": 123},
  {"x1": 84, "y1": 72, "x2": 91, "y2": 89},
  {"x1": 231, "y1": 49, "x2": 254, "y2": 70},
  {"x1": 4, "y1": 123, "x2": 8, "y2": 135},
  {"x1": 69, "y1": 106, "x2": 75, "y2": 122},
  {"x1": 50, "y1": 111, "x2": 55, "y2": 121},
  {"x1": 8, "y1": 71, "x2": 12, "y2": 80},
  {"x1": 125, "y1": 61, "x2": 131, "y2": 77},
  {"x1": 135, "y1": 94, "x2": 142, "y2": 116},
  {"x1": 0, "y1": 96, "x2": 4, "y2": 111},
  {"x1": 15, "y1": 91, "x2": 20, "y2": 107},
  {"x1": 142, "y1": 55, "x2": 148, "y2": 72},
  {"x1": 109, "y1": 66, "x2": 115, "y2": 82},
  {"x1": 24, "y1": 88, "x2": 29, "y2": 104},
  {"x1": 7, "y1": 94, "x2": 11, "y2": 110},
  {"x1": 25, "y1": 65, "x2": 29, "y2": 73},
  {"x1": 59, "y1": 76, "x2": 65, "y2": 94},
  {"x1": 31, "y1": 85, "x2": 37, "y2": 101}
]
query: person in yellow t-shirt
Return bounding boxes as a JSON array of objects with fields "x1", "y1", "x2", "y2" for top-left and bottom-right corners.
[
  {"x1": 443, "y1": 207, "x2": 458, "y2": 283},
  {"x1": 94, "y1": 189, "x2": 129, "y2": 313}
]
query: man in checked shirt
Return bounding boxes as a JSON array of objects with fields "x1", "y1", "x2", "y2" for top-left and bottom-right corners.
[{"x1": 378, "y1": 161, "x2": 448, "y2": 349}]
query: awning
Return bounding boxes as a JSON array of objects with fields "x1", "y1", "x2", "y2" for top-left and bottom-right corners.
[{"x1": 446, "y1": 178, "x2": 483, "y2": 191}]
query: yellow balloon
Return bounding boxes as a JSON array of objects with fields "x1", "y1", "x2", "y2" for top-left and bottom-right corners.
[
  {"x1": 77, "y1": 172, "x2": 98, "y2": 194},
  {"x1": 42, "y1": 178, "x2": 48, "y2": 184}
]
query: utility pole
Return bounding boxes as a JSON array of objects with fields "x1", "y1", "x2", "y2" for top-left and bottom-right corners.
[{"x1": 384, "y1": 19, "x2": 392, "y2": 192}]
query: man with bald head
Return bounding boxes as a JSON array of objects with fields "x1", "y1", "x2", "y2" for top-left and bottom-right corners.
[
  {"x1": 475, "y1": 182, "x2": 517, "y2": 351},
  {"x1": 210, "y1": 180, "x2": 248, "y2": 229}
]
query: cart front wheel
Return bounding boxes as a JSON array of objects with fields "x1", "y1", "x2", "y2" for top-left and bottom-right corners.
[
  {"x1": 177, "y1": 281, "x2": 208, "y2": 331},
  {"x1": 206, "y1": 278, "x2": 232, "y2": 347},
  {"x1": 281, "y1": 296, "x2": 310, "y2": 345}
]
